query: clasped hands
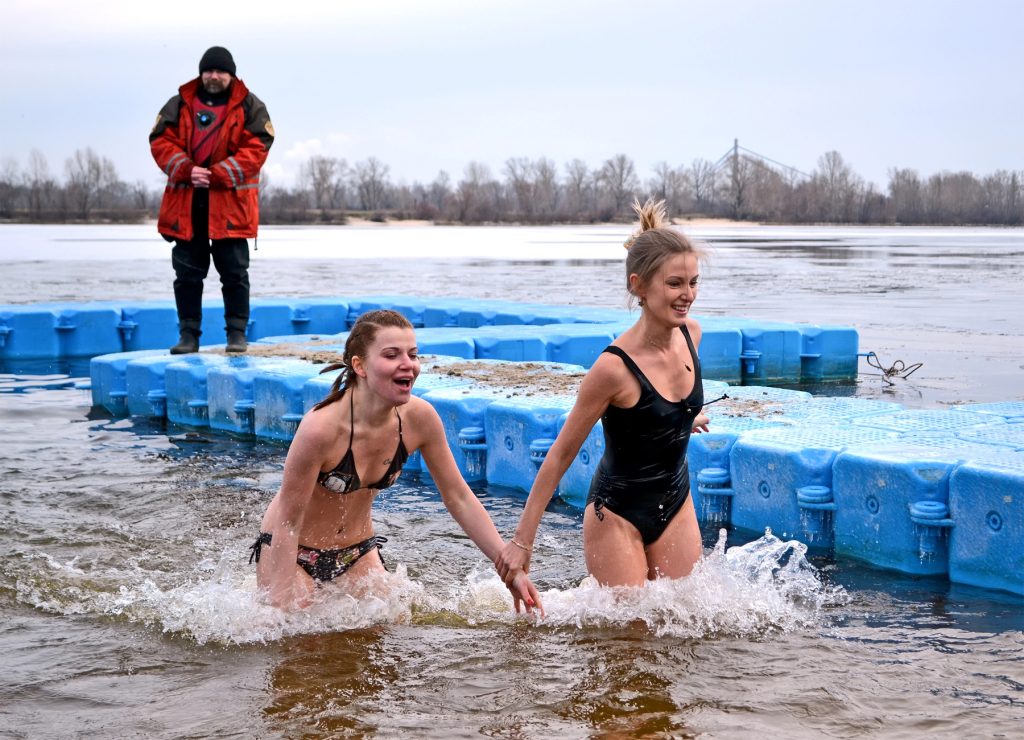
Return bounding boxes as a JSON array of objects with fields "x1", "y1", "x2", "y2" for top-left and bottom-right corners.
[
  {"x1": 497, "y1": 539, "x2": 543, "y2": 616},
  {"x1": 191, "y1": 166, "x2": 211, "y2": 188}
]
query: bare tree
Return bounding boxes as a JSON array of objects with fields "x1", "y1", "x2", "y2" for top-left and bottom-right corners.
[
  {"x1": 532, "y1": 157, "x2": 560, "y2": 222},
  {"x1": 723, "y1": 153, "x2": 752, "y2": 219},
  {"x1": 814, "y1": 150, "x2": 863, "y2": 221},
  {"x1": 300, "y1": 155, "x2": 348, "y2": 211},
  {"x1": 260, "y1": 181, "x2": 309, "y2": 223},
  {"x1": 9, "y1": 139, "x2": 1024, "y2": 226},
  {"x1": 689, "y1": 158, "x2": 717, "y2": 211},
  {"x1": 64, "y1": 147, "x2": 119, "y2": 219},
  {"x1": 980, "y1": 170, "x2": 1022, "y2": 224},
  {"x1": 25, "y1": 149, "x2": 56, "y2": 218},
  {"x1": 597, "y1": 153, "x2": 639, "y2": 218},
  {"x1": 924, "y1": 171, "x2": 984, "y2": 224},
  {"x1": 130, "y1": 180, "x2": 152, "y2": 211},
  {"x1": 647, "y1": 161, "x2": 688, "y2": 216},
  {"x1": 503, "y1": 157, "x2": 535, "y2": 220},
  {"x1": 352, "y1": 157, "x2": 391, "y2": 212},
  {"x1": 0, "y1": 156, "x2": 21, "y2": 217},
  {"x1": 887, "y1": 168, "x2": 923, "y2": 224},
  {"x1": 744, "y1": 160, "x2": 791, "y2": 221},
  {"x1": 563, "y1": 159, "x2": 592, "y2": 219},
  {"x1": 454, "y1": 161, "x2": 499, "y2": 223},
  {"x1": 428, "y1": 170, "x2": 452, "y2": 214}
]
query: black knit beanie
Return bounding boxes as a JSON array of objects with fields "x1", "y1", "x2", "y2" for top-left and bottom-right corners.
[{"x1": 198, "y1": 46, "x2": 236, "y2": 76}]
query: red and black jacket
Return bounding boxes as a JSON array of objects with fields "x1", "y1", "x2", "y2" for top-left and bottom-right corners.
[{"x1": 150, "y1": 77, "x2": 274, "y2": 240}]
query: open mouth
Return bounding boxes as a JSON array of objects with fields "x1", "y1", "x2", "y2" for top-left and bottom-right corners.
[{"x1": 394, "y1": 378, "x2": 414, "y2": 389}]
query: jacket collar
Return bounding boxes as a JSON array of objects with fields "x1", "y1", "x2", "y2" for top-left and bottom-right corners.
[{"x1": 179, "y1": 76, "x2": 249, "y2": 107}]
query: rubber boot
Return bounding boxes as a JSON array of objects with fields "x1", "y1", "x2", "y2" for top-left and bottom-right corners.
[
  {"x1": 170, "y1": 321, "x2": 202, "y2": 355},
  {"x1": 225, "y1": 323, "x2": 248, "y2": 354}
]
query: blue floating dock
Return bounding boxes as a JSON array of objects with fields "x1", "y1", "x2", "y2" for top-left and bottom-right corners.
[
  {"x1": 1, "y1": 302, "x2": 123, "y2": 360},
  {"x1": 208, "y1": 357, "x2": 304, "y2": 435},
  {"x1": 958, "y1": 423, "x2": 1024, "y2": 451},
  {"x1": 688, "y1": 414, "x2": 795, "y2": 525},
  {"x1": 165, "y1": 354, "x2": 236, "y2": 428},
  {"x1": 252, "y1": 361, "x2": 329, "y2": 441},
  {"x1": 118, "y1": 301, "x2": 180, "y2": 352},
  {"x1": 832, "y1": 439, "x2": 1016, "y2": 577},
  {"x1": 851, "y1": 409, "x2": 1002, "y2": 437},
  {"x1": 423, "y1": 386, "x2": 518, "y2": 482},
  {"x1": 484, "y1": 395, "x2": 576, "y2": 492},
  {"x1": 3, "y1": 296, "x2": 863, "y2": 387},
  {"x1": 125, "y1": 354, "x2": 182, "y2": 418},
  {"x1": 953, "y1": 401, "x2": 1024, "y2": 422},
  {"x1": 948, "y1": 455, "x2": 1024, "y2": 595},
  {"x1": 769, "y1": 397, "x2": 903, "y2": 425},
  {"x1": 90, "y1": 349, "x2": 169, "y2": 416},
  {"x1": 799, "y1": 324, "x2": 860, "y2": 382},
  {"x1": 727, "y1": 426, "x2": 900, "y2": 545},
  {"x1": 9, "y1": 293, "x2": 1018, "y2": 596}
]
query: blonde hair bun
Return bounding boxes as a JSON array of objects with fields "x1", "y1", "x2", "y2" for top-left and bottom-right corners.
[{"x1": 624, "y1": 198, "x2": 668, "y2": 249}]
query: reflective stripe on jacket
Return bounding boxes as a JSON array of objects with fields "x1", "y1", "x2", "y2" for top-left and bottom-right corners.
[{"x1": 150, "y1": 77, "x2": 274, "y2": 241}]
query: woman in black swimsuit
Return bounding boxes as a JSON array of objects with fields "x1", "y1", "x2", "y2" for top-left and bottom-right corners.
[
  {"x1": 252, "y1": 309, "x2": 542, "y2": 612},
  {"x1": 496, "y1": 200, "x2": 711, "y2": 587}
]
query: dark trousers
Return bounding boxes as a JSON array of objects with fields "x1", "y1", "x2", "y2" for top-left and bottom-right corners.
[{"x1": 172, "y1": 190, "x2": 249, "y2": 333}]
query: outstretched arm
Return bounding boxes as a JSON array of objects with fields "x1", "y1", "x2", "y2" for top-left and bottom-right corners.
[
  {"x1": 494, "y1": 360, "x2": 616, "y2": 583},
  {"x1": 416, "y1": 402, "x2": 543, "y2": 615}
]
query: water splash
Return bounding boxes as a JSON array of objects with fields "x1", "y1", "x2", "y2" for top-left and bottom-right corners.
[
  {"x1": 102, "y1": 560, "x2": 428, "y2": 645},
  {"x1": 535, "y1": 529, "x2": 846, "y2": 638},
  {"x1": 10, "y1": 530, "x2": 844, "y2": 645}
]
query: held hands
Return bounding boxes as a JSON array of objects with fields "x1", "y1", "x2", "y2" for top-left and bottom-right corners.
[
  {"x1": 496, "y1": 538, "x2": 532, "y2": 583},
  {"x1": 496, "y1": 538, "x2": 543, "y2": 615},
  {"x1": 505, "y1": 569, "x2": 544, "y2": 616},
  {"x1": 191, "y1": 166, "x2": 211, "y2": 188},
  {"x1": 511, "y1": 570, "x2": 543, "y2": 616},
  {"x1": 692, "y1": 411, "x2": 710, "y2": 434}
]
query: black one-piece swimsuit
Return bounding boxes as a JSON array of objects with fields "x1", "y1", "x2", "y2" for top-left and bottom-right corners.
[{"x1": 586, "y1": 324, "x2": 703, "y2": 546}]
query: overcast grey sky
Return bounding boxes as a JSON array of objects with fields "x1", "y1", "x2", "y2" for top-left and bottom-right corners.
[{"x1": 3, "y1": 0, "x2": 1021, "y2": 191}]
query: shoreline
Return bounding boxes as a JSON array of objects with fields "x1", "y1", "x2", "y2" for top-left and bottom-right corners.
[
  {"x1": 333, "y1": 216, "x2": 763, "y2": 229},
  {"x1": 11, "y1": 216, "x2": 1024, "y2": 230}
]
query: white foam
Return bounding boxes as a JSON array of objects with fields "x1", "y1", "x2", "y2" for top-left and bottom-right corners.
[
  {"x1": 530, "y1": 530, "x2": 846, "y2": 637},
  {"x1": 15, "y1": 531, "x2": 845, "y2": 644}
]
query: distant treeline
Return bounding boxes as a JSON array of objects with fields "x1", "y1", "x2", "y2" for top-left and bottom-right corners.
[{"x1": 2, "y1": 147, "x2": 1022, "y2": 226}]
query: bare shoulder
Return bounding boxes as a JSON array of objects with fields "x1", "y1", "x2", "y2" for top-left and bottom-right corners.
[
  {"x1": 400, "y1": 395, "x2": 439, "y2": 422},
  {"x1": 579, "y1": 349, "x2": 634, "y2": 405},
  {"x1": 291, "y1": 403, "x2": 342, "y2": 457},
  {"x1": 399, "y1": 396, "x2": 444, "y2": 447},
  {"x1": 587, "y1": 349, "x2": 632, "y2": 384},
  {"x1": 684, "y1": 316, "x2": 703, "y2": 345}
]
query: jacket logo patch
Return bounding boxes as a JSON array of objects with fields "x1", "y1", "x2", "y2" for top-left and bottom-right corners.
[
  {"x1": 151, "y1": 114, "x2": 162, "y2": 133},
  {"x1": 264, "y1": 121, "x2": 275, "y2": 137}
]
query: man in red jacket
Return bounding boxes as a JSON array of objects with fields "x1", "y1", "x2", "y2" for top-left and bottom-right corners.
[{"x1": 150, "y1": 46, "x2": 274, "y2": 354}]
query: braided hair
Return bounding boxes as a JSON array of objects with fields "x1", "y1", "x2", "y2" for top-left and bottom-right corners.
[{"x1": 312, "y1": 309, "x2": 414, "y2": 411}]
